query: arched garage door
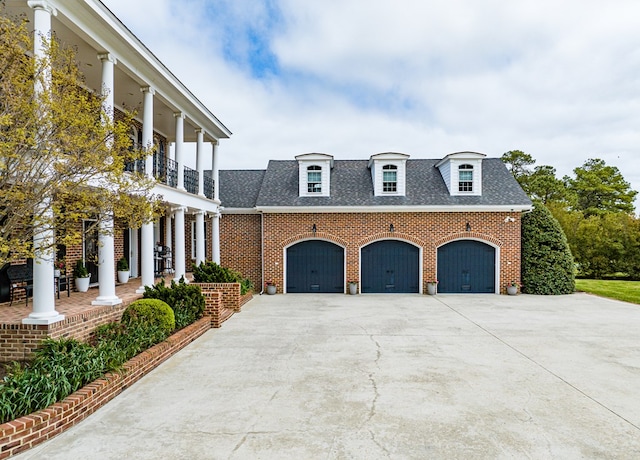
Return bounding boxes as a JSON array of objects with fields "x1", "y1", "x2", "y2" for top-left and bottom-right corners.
[
  {"x1": 437, "y1": 240, "x2": 495, "y2": 293},
  {"x1": 361, "y1": 240, "x2": 419, "y2": 293},
  {"x1": 286, "y1": 240, "x2": 344, "y2": 293}
]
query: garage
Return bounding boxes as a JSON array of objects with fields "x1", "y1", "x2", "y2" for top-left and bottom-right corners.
[
  {"x1": 286, "y1": 240, "x2": 344, "y2": 293},
  {"x1": 437, "y1": 240, "x2": 495, "y2": 293},
  {"x1": 361, "y1": 240, "x2": 420, "y2": 293}
]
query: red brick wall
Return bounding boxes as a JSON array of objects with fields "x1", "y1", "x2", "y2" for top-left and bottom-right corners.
[
  {"x1": 253, "y1": 211, "x2": 522, "y2": 294},
  {"x1": 220, "y1": 214, "x2": 262, "y2": 289}
]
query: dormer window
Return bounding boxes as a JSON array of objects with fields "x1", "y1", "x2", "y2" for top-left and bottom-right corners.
[
  {"x1": 307, "y1": 165, "x2": 322, "y2": 193},
  {"x1": 382, "y1": 165, "x2": 398, "y2": 192},
  {"x1": 458, "y1": 164, "x2": 473, "y2": 192}
]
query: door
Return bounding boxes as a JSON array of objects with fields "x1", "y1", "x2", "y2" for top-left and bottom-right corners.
[
  {"x1": 361, "y1": 240, "x2": 419, "y2": 293},
  {"x1": 286, "y1": 240, "x2": 344, "y2": 293},
  {"x1": 437, "y1": 240, "x2": 495, "y2": 293},
  {"x1": 83, "y1": 220, "x2": 99, "y2": 285}
]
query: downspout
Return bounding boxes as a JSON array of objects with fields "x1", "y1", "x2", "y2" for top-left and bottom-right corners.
[{"x1": 259, "y1": 210, "x2": 264, "y2": 295}]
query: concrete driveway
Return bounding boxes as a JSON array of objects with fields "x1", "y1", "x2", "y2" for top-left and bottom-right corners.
[{"x1": 17, "y1": 293, "x2": 640, "y2": 459}]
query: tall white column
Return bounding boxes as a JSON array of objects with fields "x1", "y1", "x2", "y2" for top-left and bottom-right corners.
[
  {"x1": 211, "y1": 211, "x2": 221, "y2": 264},
  {"x1": 174, "y1": 112, "x2": 185, "y2": 191},
  {"x1": 131, "y1": 229, "x2": 139, "y2": 278},
  {"x1": 196, "y1": 129, "x2": 205, "y2": 197},
  {"x1": 24, "y1": 1, "x2": 63, "y2": 325},
  {"x1": 195, "y1": 210, "x2": 205, "y2": 265},
  {"x1": 137, "y1": 86, "x2": 155, "y2": 293},
  {"x1": 164, "y1": 212, "x2": 173, "y2": 273},
  {"x1": 212, "y1": 141, "x2": 220, "y2": 203},
  {"x1": 93, "y1": 215, "x2": 121, "y2": 305},
  {"x1": 173, "y1": 206, "x2": 187, "y2": 281}
]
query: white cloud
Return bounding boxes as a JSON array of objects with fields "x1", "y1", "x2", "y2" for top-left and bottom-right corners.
[{"x1": 102, "y1": 0, "x2": 640, "y2": 200}]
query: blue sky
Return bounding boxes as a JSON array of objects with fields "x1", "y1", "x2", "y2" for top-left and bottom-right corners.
[{"x1": 103, "y1": 0, "x2": 640, "y2": 199}]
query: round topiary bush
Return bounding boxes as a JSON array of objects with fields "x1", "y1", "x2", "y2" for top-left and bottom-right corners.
[{"x1": 122, "y1": 299, "x2": 175, "y2": 335}]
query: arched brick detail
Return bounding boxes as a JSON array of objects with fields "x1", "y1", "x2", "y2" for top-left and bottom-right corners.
[
  {"x1": 357, "y1": 232, "x2": 425, "y2": 249},
  {"x1": 280, "y1": 232, "x2": 349, "y2": 250},
  {"x1": 432, "y1": 232, "x2": 502, "y2": 249}
]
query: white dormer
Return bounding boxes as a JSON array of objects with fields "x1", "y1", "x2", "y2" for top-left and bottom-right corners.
[
  {"x1": 435, "y1": 151, "x2": 485, "y2": 196},
  {"x1": 295, "y1": 153, "x2": 334, "y2": 197},
  {"x1": 368, "y1": 152, "x2": 409, "y2": 196}
]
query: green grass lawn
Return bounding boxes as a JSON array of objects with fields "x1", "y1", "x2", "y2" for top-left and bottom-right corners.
[{"x1": 575, "y1": 279, "x2": 640, "y2": 305}]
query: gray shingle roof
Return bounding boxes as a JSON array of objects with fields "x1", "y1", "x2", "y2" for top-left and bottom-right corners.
[
  {"x1": 219, "y1": 170, "x2": 265, "y2": 208},
  {"x1": 220, "y1": 158, "x2": 531, "y2": 209}
]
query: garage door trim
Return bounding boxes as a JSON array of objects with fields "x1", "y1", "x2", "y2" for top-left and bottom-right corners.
[
  {"x1": 359, "y1": 238, "x2": 423, "y2": 294},
  {"x1": 436, "y1": 237, "x2": 500, "y2": 294},
  {"x1": 284, "y1": 238, "x2": 347, "y2": 293}
]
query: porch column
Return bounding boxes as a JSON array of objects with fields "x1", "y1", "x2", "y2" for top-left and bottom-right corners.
[
  {"x1": 196, "y1": 128, "x2": 205, "y2": 197},
  {"x1": 130, "y1": 230, "x2": 139, "y2": 278},
  {"x1": 174, "y1": 112, "x2": 185, "y2": 191},
  {"x1": 212, "y1": 140, "x2": 220, "y2": 202},
  {"x1": 211, "y1": 211, "x2": 221, "y2": 264},
  {"x1": 195, "y1": 210, "x2": 205, "y2": 265},
  {"x1": 173, "y1": 206, "x2": 187, "y2": 281},
  {"x1": 137, "y1": 86, "x2": 155, "y2": 293},
  {"x1": 24, "y1": 1, "x2": 63, "y2": 325},
  {"x1": 93, "y1": 214, "x2": 121, "y2": 305},
  {"x1": 165, "y1": 211, "x2": 173, "y2": 273}
]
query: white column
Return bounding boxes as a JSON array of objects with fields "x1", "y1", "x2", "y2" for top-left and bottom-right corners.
[
  {"x1": 137, "y1": 86, "x2": 156, "y2": 293},
  {"x1": 24, "y1": 1, "x2": 63, "y2": 325},
  {"x1": 195, "y1": 210, "x2": 205, "y2": 265},
  {"x1": 211, "y1": 211, "x2": 221, "y2": 264},
  {"x1": 174, "y1": 112, "x2": 185, "y2": 191},
  {"x1": 130, "y1": 230, "x2": 139, "y2": 278},
  {"x1": 92, "y1": 215, "x2": 121, "y2": 305},
  {"x1": 173, "y1": 206, "x2": 187, "y2": 281},
  {"x1": 98, "y1": 53, "x2": 116, "y2": 119},
  {"x1": 196, "y1": 129, "x2": 205, "y2": 196},
  {"x1": 164, "y1": 212, "x2": 173, "y2": 273},
  {"x1": 212, "y1": 141, "x2": 220, "y2": 203}
]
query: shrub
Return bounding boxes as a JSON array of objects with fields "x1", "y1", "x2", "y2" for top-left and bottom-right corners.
[
  {"x1": 192, "y1": 261, "x2": 253, "y2": 295},
  {"x1": 122, "y1": 299, "x2": 175, "y2": 335},
  {"x1": 521, "y1": 201, "x2": 575, "y2": 294},
  {"x1": 143, "y1": 277, "x2": 205, "y2": 329},
  {"x1": 117, "y1": 257, "x2": 129, "y2": 271}
]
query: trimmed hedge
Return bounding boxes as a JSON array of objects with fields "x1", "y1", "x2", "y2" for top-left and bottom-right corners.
[
  {"x1": 122, "y1": 299, "x2": 175, "y2": 335},
  {"x1": 521, "y1": 201, "x2": 575, "y2": 294},
  {"x1": 192, "y1": 261, "x2": 254, "y2": 295},
  {"x1": 143, "y1": 277, "x2": 205, "y2": 329}
]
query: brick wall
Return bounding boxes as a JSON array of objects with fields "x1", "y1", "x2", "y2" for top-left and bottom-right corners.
[
  {"x1": 253, "y1": 211, "x2": 522, "y2": 294},
  {"x1": 220, "y1": 214, "x2": 262, "y2": 289}
]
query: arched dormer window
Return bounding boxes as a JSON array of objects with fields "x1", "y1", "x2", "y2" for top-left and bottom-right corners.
[
  {"x1": 458, "y1": 164, "x2": 473, "y2": 192},
  {"x1": 382, "y1": 164, "x2": 398, "y2": 192},
  {"x1": 307, "y1": 165, "x2": 322, "y2": 193}
]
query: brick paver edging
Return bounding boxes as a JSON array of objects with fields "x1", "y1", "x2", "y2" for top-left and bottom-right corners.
[{"x1": 0, "y1": 316, "x2": 212, "y2": 459}]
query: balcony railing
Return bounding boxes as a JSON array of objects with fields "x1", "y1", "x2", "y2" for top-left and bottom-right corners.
[
  {"x1": 126, "y1": 155, "x2": 213, "y2": 200},
  {"x1": 183, "y1": 165, "x2": 198, "y2": 195}
]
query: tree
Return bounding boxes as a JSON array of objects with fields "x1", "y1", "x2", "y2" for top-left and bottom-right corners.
[
  {"x1": 565, "y1": 158, "x2": 637, "y2": 216},
  {"x1": 501, "y1": 150, "x2": 534, "y2": 183},
  {"x1": 0, "y1": 14, "x2": 159, "y2": 265},
  {"x1": 521, "y1": 202, "x2": 575, "y2": 294},
  {"x1": 527, "y1": 165, "x2": 572, "y2": 205}
]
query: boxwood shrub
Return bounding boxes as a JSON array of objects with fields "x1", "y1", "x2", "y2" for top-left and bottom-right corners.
[
  {"x1": 122, "y1": 299, "x2": 175, "y2": 335},
  {"x1": 192, "y1": 261, "x2": 253, "y2": 295},
  {"x1": 143, "y1": 277, "x2": 205, "y2": 329}
]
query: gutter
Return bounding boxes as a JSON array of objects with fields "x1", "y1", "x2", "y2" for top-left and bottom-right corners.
[{"x1": 259, "y1": 211, "x2": 264, "y2": 295}]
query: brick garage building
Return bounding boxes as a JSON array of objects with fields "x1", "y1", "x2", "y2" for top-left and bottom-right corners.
[{"x1": 220, "y1": 152, "x2": 532, "y2": 294}]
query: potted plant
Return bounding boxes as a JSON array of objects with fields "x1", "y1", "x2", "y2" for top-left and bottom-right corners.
[
  {"x1": 348, "y1": 280, "x2": 358, "y2": 295},
  {"x1": 73, "y1": 259, "x2": 91, "y2": 292},
  {"x1": 117, "y1": 257, "x2": 130, "y2": 284},
  {"x1": 265, "y1": 281, "x2": 276, "y2": 295},
  {"x1": 506, "y1": 281, "x2": 520, "y2": 296},
  {"x1": 54, "y1": 260, "x2": 65, "y2": 278},
  {"x1": 427, "y1": 279, "x2": 438, "y2": 295}
]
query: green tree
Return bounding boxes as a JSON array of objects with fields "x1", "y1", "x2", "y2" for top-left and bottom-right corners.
[
  {"x1": 501, "y1": 150, "x2": 534, "y2": 183},
  {"x1": 521, "y1": 201, "x2": 575, "y2": 294},
  {"x1": 527, "y1": 165, "x2": 572, "y2": 205},
  {"x1": 0, "y1": 14, "x2": 159, "y2": 265},
  {"x1": 565, "y1": 158, "x2": 637, "y2": 216}
]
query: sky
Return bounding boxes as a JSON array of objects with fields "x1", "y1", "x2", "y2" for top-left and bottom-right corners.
[{"x1": 102, "y1": 0, "x2": 640, "y2": 198}]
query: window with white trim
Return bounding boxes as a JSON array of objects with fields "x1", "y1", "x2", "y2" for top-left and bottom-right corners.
[
  {"x1": 307, "y1": 165, "x2": 322, "y2": 193},
  {"x1": 458, "y1": 164, "x2": 473, "y2": 192},
  {"x1": 382, "y1": 165, "x2": 398, "y2": 192}
]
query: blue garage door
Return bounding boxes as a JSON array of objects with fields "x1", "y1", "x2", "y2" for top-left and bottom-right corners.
[
  {"x1": 286, "y1": 240, "x2": 344, "y2": 293},
  {"x1": 361, "y1": 240, "x2": 419, "y2": 293},
  {"x1": 437, "y1": 240, "x2": 495, "y2": 293}
]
